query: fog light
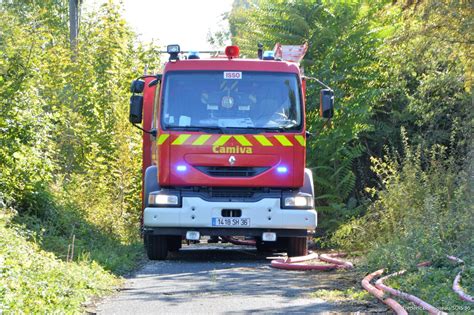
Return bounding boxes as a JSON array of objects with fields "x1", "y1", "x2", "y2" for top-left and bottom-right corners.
[
  {"x1": 186, "y1": 231, "x2": 200, "y2": 241},
  {"x1": 262, "y1": 232, "x2": 277, "y2": 242}
]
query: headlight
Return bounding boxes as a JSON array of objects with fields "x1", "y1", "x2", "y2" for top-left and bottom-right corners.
[
  {"x1": 148, "y1": 191, "x2": 180, "y2": 207},
  {"x1": 282, "y1": 193, "x2": 314, "y2": 209}
]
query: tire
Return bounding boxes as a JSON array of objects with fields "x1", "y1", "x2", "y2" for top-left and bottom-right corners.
[
  {"x1": 167, "y1": 236, "x2": 182, "y2": 252},
  {"x1": 144, "y1": 234, "x2": 168, "y2": 260},
  {"x1": 287, "y1": 237, "x2": 308, "y2": 257}
]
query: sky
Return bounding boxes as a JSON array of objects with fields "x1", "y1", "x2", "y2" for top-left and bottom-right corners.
[{"x1": 85, "y1": 0, "x2": 233, "y2": 51}]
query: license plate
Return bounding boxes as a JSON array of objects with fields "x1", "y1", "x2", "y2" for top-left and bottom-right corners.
[{"x1": 212, "y1": 217, "x2": 250, "y2": 227}]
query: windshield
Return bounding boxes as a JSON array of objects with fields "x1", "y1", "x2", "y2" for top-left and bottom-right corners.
[{"x1": 161, "y1": 71, "x2": 302, "y2": 131}]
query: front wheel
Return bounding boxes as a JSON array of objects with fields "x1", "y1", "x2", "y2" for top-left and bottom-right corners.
[
  {"x1": 287, "y1": 237, "x2": 308, "y2": 257},
  {"x1": 144, "y1": 235, "x2": 168, "y2": 260}
]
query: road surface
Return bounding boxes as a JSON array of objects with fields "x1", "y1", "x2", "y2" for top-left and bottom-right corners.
[{"x1": 96, "y1": 244, "x2": 386, "y2": 314}]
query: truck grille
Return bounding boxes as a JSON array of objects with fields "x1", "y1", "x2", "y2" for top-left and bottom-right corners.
[
  {"x1": 178, "y1": 187, "x2": 284, "y2": 201},
  {"x1": 208, "y1": 188, "x2": 259, "y2": 198},
  {"x1": 195, "y1": 166, "x2": 269, "y2": 178}
]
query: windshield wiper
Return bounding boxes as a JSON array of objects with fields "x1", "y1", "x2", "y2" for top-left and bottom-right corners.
[
  {"x1": 165, "y1": 126, "x2": 226, "y2": 133},
  {"x1": 165, "y1": 125, "x2": 299, "y2": 134}
]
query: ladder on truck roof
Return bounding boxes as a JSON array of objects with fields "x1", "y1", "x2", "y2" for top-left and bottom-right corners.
[{"x1": 273, "y1": 43, "x2": 308, "y2": 64}]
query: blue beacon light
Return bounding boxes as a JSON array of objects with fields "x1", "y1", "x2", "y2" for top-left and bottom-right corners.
[
  {"x1": 262, "y1": 51, "x2": 275, "y2": 60},
  {"x1": 277, "y1": 166, "x2": 288, "y2": 173},
  {"x1": 176, "y1": 165, "x2": 187, "y2": 172}
]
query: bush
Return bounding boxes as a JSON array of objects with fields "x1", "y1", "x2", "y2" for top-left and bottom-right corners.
[
  {"x1": 332, "y1": 133, "x2": 473, "y2": 270},
  {"x1": 0, "y1": 211, "x2": 120, "y2": 313}
]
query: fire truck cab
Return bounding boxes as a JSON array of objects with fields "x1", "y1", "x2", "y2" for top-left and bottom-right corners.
[{"x1": 129, "y1": 44, "x2": 334, "y2": 260}]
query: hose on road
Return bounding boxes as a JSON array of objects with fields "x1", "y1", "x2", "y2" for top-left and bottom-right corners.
[
  {"x1": 221, "y1": 236, "x2": 257, "y2": 246},
  {"x1": 224, "y1": 236, "x2": 354, "y2": 271},
  {"x1": 225, "y1": 237, "x2": 472, "y2": 310},
  {"x1": 270, "y1": 252, "x2": 354, "y2": 271}
]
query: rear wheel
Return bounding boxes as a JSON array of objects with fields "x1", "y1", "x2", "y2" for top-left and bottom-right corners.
[
  {"x1": 144, "y1": 235, "x2": 168, "y2": 260},
  {"x1": 287, "y1": 237, "x2": 308, "y2": 257},
  {"x1": 167, "y1": 236, "x2": 182, "y2": 252}
]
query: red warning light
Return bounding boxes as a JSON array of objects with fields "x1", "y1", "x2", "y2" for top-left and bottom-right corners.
[{"x1": 225, "y1": 46, "x2": 240, "y2": 59}]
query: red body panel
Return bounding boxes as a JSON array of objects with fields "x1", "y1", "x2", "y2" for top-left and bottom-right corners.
[
  {"x1": 157, "y1": 132, "x2": 305, "y2": 188},
  {"x1": 142, "y1": 76, "x2": 157, "y2": 171},
  {"x1": 141, "y1": 76, "x2": 157, "y2": 217},
  {"x1": 142, "y1": 58, "x2": 307, "y2": 190}
]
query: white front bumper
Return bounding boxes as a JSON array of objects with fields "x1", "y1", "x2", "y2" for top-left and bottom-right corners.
[{"x1": 143, "y1": 197, "x2": 317, "y2": 230}]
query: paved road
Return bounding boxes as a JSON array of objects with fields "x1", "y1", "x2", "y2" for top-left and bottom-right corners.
[{"x1": 97, "y1": 244, "x2": 386, "y2": 314}]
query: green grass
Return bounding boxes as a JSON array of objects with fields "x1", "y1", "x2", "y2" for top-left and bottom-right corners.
[
  {"x1": 385, "y1": 266, "x2": 473, "y2": 313},
  {"x1": 310, "y1": 288, "x2": 371, "y2": 302},
  {"x1": 16, "y1": 212, "x2": 144, "y2": 275},
  {"x1": 0, "y1": 211, "x2": 142, "y2": 313}
]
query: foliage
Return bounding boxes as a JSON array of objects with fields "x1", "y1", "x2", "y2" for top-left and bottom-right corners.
[
  {"x1": 333, "y1": 135, "x2": 473, "y2": 264},
  {"x1": 332, "y1": 137, "x2": 473, "y2": 308},
  {"x1": 226, "y1": 0, "x2": 472, "y2": 240},
  {"x1": 386, "y1": 266, "x2": 473, "y2": 312},
  {"x1": 228, "y1": 0, "x2": 391, "y2": 234},
  {"x1": 0, "y1": 0, "x2": 160, "y2": 312},
  {"x1": 0, "y1": 211, "x2": 120, "y2": 313}
]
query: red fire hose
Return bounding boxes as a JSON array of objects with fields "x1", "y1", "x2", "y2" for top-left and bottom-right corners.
[
  {"x1": 223, "y1": 237, "x2": 354, "y2": 270},
  {"x1": 225, "y1": 237, "x2": 473, "y2": 309},
  {"x1": 221, "y1": 236, "x2": 257, "y2": 246},
  {"x1": 374, "y1": 270, "x2": 447, "y2": 315},
  {"x1": 364, "y1": 256, "x2": 473, "y2": 314},
  {"x1": 270, "y1": 252, "x2": 353, "y2": 271},
  {"x1": 361, "y1": 269, "x2": 408, "y2": 315},
  {"x1": 447, "y1": 255, "x2": 474, "y2": 303},
  {"x1": 319, "y1": 253, "x2": 354, "y2": 269}
]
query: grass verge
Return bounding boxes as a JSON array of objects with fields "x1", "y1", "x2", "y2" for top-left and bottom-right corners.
[
  {"x1": 384, "y1": 265, "x2": 473, "y2": 313},
  {"x1": 0, "y1": 210, "x2": 142, "y2": 313}
]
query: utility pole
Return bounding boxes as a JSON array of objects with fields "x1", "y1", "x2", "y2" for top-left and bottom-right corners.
[{"x1": 69, "y1": 0, "x2": 79, "y2": 55}]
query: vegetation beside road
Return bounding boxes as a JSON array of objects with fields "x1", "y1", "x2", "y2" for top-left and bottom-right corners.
[
  {"x1": 226, "y1": 0, "x2": 473, "y2": 310},
  {"x1": 0, "y1": 211, "x2": 119, "y2": 313},
  {"x1": 1, "y1": 1, "x2": 158, "y2": 313}
]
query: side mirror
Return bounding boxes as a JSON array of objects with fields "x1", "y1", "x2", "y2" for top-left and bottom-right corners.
[
  {"x1": 130, "y1": 79, "x2": 145, "y2": 93},
  {"x1": 320, "y1": 89, "x2": 334, "y2": 119},
  {"x1": 129, "y1": 95, "x2": 143, "y2": 123}
]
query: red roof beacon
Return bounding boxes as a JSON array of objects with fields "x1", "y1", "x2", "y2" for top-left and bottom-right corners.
[{"x1": 224, "y1": 45, "x2": 240, "y2": 59}]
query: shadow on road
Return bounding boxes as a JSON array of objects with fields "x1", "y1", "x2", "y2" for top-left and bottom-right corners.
[
  {"x1": 167, "y1": 244, "x2": 271, "y2": 261},
  {"x1": 98, "y1": 244, "x2": 388, "y2": 314}
]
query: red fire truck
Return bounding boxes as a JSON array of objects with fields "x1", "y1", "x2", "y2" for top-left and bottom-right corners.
[{"x1": 129, "y1": 44, "x2": 334, "y2": 260}]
